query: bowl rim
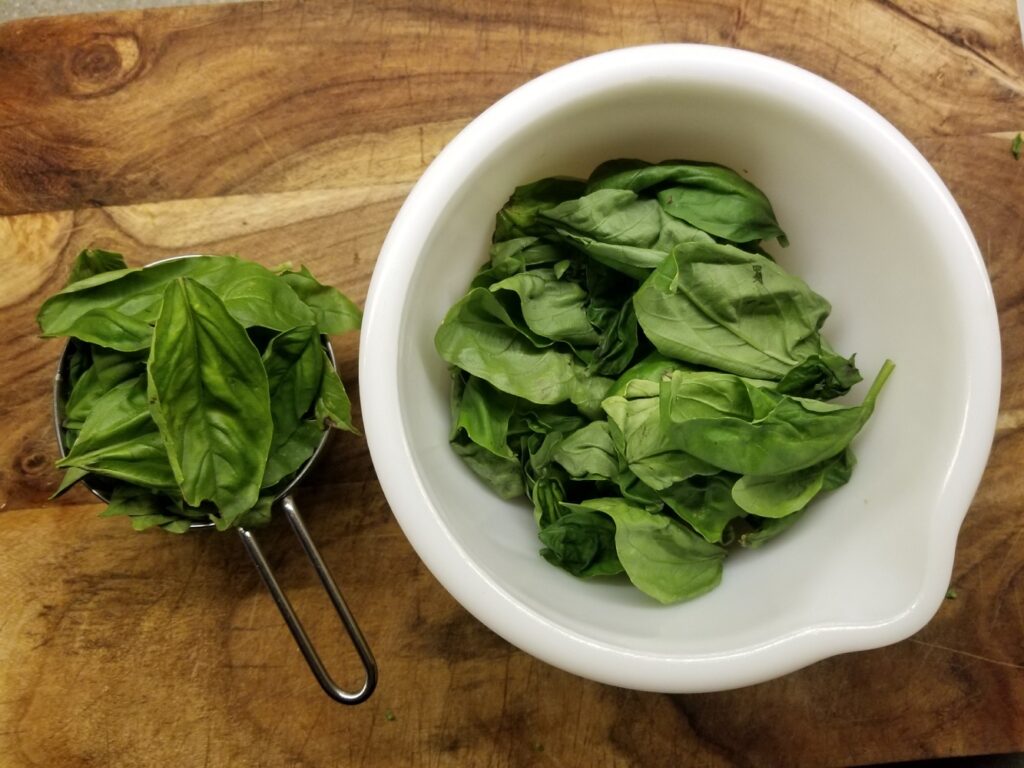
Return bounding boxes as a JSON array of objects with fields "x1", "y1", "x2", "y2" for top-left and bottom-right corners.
[{"x1": 359, "y1": 43, "x2": 1001, "y2": 692}]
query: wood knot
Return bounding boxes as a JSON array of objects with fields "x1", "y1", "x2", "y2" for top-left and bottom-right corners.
[
  {"x1": 64, "y1": 33, "x2": 142, "y2": 98},
  {"x1": 20, "y1": 450, "x2": 50, "y2": 477}
]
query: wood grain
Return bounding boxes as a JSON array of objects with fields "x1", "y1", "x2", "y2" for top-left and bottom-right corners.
[{"x1": 0, "y1": 1, "x2": 1022, "y2": 766}]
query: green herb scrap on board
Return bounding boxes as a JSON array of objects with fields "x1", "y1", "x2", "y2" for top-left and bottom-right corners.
[
  {"x1": 39, "y1": 250, "x2": 361, "y2": 533},
  {"x1": 435, "y1": 159, "x2": 894, "y2": 604}
]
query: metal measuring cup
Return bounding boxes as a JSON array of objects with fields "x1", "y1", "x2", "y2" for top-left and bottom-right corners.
[{"x1": 52, "y1": 330, "x2": 377, "y2": 705}]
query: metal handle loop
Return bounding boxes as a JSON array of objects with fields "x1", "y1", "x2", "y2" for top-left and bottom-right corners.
[{"x1": 237, "y1": 495, "x2": 377, "y2": 704}]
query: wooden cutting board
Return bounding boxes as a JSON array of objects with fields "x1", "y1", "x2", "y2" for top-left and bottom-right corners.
[{"x1": 1, "y1": 1, "x2": 1022, "y2": 766}]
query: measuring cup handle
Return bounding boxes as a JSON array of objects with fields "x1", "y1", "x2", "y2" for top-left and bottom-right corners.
[{"x1": 237, "y1": 495, "x2": 377, "y2": 704}]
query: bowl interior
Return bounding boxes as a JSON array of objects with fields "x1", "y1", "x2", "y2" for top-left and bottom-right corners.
[{"x1": 378, "y1": 51, "x2": 991, "y2": 675}]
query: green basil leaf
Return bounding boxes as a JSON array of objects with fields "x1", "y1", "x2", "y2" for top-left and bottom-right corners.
[
  {"x1": 314, "y1": 349, "x2": 356, "y2": 432},
  {"x1": 586, "y1": 298, "x2": 639, "y2": 377},
  {"x1": 580, "y1": 498, "x2": 726, "y2": 604},
  {"x1": 607, "y1": 352, "x2": 684, "y2": 397},
  {"x1": 435, "y1": 287, "x2": 612, "y2": 417},
  {"x1": 494, "y1": 177, "x2": 587, "y2": 241},
  {"x1": 451, "y1": 431, "x2": 525, "y2": 499},
  {"x1": 147, "y1": 278, "x2": 273, "y2": 526},
  {"x1": 489, "y1": 269, "x2": 600, "y2": 348},
  {"x1": 614, "y1": 469, "x2": 664, "y2": 511},
  {"x1": 57, "y1": 376, "x2": 177, "y2": 490},
  {"x1": 526, "y1": 467, "x2": 569, "y2": 530},
  {"x1": 66, "y1": 249, "x2": 128, "y2": 285},
  {"x1": 450, "y1": 373, "x2": 517, "y2": 459},
  {"x1": 59, "y1": 308, "x2": 154, "y2": 351},
  {"x1": 38, "y1": 256, "x2": 316, "y2": 340},
  {"x1": 661, "y1": 362, "x2": 893, "y2": 476},
  {"x1": 738, "y1": 510, "x2": 807, "y2": 548},
  {"x1": 489, "y1": 238, "x2": 567, "y2": 277},
  {"x1": 263, "y1": 326, "x2": 324, "y2": 423},
  {"x1": 159, "y1": 519, "x2": 193, "y2": 534},
  {"x1": 512, "y1": 402, "x2": 588, "y2": 436},
  {"x1": 262, "y1": 420, "x2": 325, "y2": 489},
  {"x1": 65, "y1": 346, "x2": 145, "y2": 429},
  {"x1": 586, "y1": 159, "x2": 786, "y2": 244},
  {"x1": 99, "y1": 484, "x2": 165, "y2": 516},
  {"x1": 540, "y1": 508, "x2": 624, "y2": 577},
  {"x1": 51, "y1": 466, "x2": 90, "y2": 498},
  {"x1": 236, "y1": 496, "x2": 275, "y2": 529},
  {"x1": 208, "y1": 266, "x2": 315, "y2": 331},
  {"x1": 634, "y1": 240, "x2": 858, "y2": 391},
  {"x1": 38, "y1": 258, "x2": 218, "y2": 338},
  {"x1": 550, "y1": 421, "x2": 620, "y2": 481},
  {"x1": 776, "y1": 350, "x2": 862, "y2": 400},
  {"x1": 98, "y1": 486, "x2": 193, "y2": 534},
  {"x1": 66, "y1": 342, "x2": 90, "y2": 390},
  {"x1": 731, "y1": 448, "x2": 856, "y2": 519},
  {"x1": 260, "y1": 326, "x2": 327, "y2": 487},
  {"x1": 602, "y1": 383, "x2": 718, "y2": 492},
  {"x1": 658, "y1": 474, "x2": 746, "y2": 544},
  {"x1": 278, "y1": 266, "x2": 361, "y2": 334},
  {"x1": 540, "y1": 188, "x2": 712, "y2": 277}
]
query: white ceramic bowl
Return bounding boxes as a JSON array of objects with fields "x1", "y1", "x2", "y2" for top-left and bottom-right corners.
[{"x1": 360, "y1": 45, "x2": 1000, "y2": 692}]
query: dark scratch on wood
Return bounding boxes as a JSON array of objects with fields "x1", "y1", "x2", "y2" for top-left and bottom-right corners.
[{"x1": 872, "y1": 0, "x2": 1013, "y2": 79}]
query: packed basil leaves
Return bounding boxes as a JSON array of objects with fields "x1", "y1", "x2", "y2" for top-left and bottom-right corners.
[
  {"x1": 40, "y1": 250, "x2": 360, "y2": 533},
  {"x1": 436, "y1": 159, "x2": 893, "y2": 604}
]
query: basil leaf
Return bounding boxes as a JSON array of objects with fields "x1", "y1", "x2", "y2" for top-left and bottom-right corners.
[
  {"x1": 66, "y1": 342, "x2": 90, "y2": 390},
  {"x1": 488, "y1": 238, "x2": 566, "y2": 279},
  {"x1": 450, "y1": 373, "x2": 517, "y2": 459},
  {"x1": 59, "y1": 307, "x2": 154, "y2": 352},
  {"x1": 731, "y1": 449, "x2": 855, "y2": 519},
  {"x1": 260, "y1": 326, "x2": 327, "y2": 488},
  {"x1": 39, "y1": 256, "x2": 316, "y2": 340},
  {"x1": 634, "y1": 240, "x2": 859, "y2": 392},
  {"x1": 525, "y1": 460, "x2": 569, "y2": 529},
  {"x1": 540, "y1": 188, "x2": 712, "y2": 277},
  {"x1": 57, "y1": 376, "x2": 177, "y2": 490},
  {"x1": 207, "y1": 265, "x2": 315, "y2": 331},
  {"x1": 586, "y1": 159, "x2": 786, "y2": 244},
  {"x1": 489, "y1": 269, "x2": 600, "y2": 348},
  {"x1": 314, "y1": 349, "x2": 356, "y2": 432},
  {"x1": 451, "y1": 432, "x2": 525, "y2": 499},
  {"x1": 236, "y1": 496, "x2": 275, "y2": 528},
  {"x1": 550, "y1": 421, "x2": 620, "y2": 481},
  {"x1": 434, "y1": 287, "x2": 613, "y2": 416},
  {"x1": 65, "y1": 346, "x2": 145, "y2": 429},
  {"x1": 494, "y1": 177, "x2": 587, "y2": 241},
  {"x1": 51, "y1": 466, "x2": 89, "y2": 498},
  {"x1": 278, "y1": 266, "x2": 361, "y2": 334},
  {"x1": 39, "y1": 258, "x2": 217, "y2": 338},
  {"x1": 777, "y1": 350, "x2": 862, "y2": 400},
  {"x1": 66, "y1": 248, "x2": 128, "y2": 285},
  {"x1": 147, "y1": 278, "x2": 273, "y2": 526},
  {"x1": 607, "y1": 352, "x2": 684, "y2": 397},
  {"x1": 657, "y1": 474, "x2": 746, "y2": 544},
  {"x1": 587, "y1": 299, "x2": 639, "y2": 377},
  {"x1": 96, "y1": 485, "x2": 197, "y2": 534},
  {"x1": 602, "y1": 381, "x2": 717, "y2": 492},
  {"x1": 263, "y1": 326, "x2": 324, "y2": 423},
  {"x1": 580, "y1": 498, "x2": 726, "y2": 604},
  {"x1": 661, "y1": 362, "x2": 894, "y2": 476},
  {"x1": 738, "y1": 510, "x2": 807, "y2": 549},
  {"x1": 540, "y1": 508, "x2": 623, "y2": 577},
  {"x1": 263, "y1": 421, "x2": 325, "y2": 490}
]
